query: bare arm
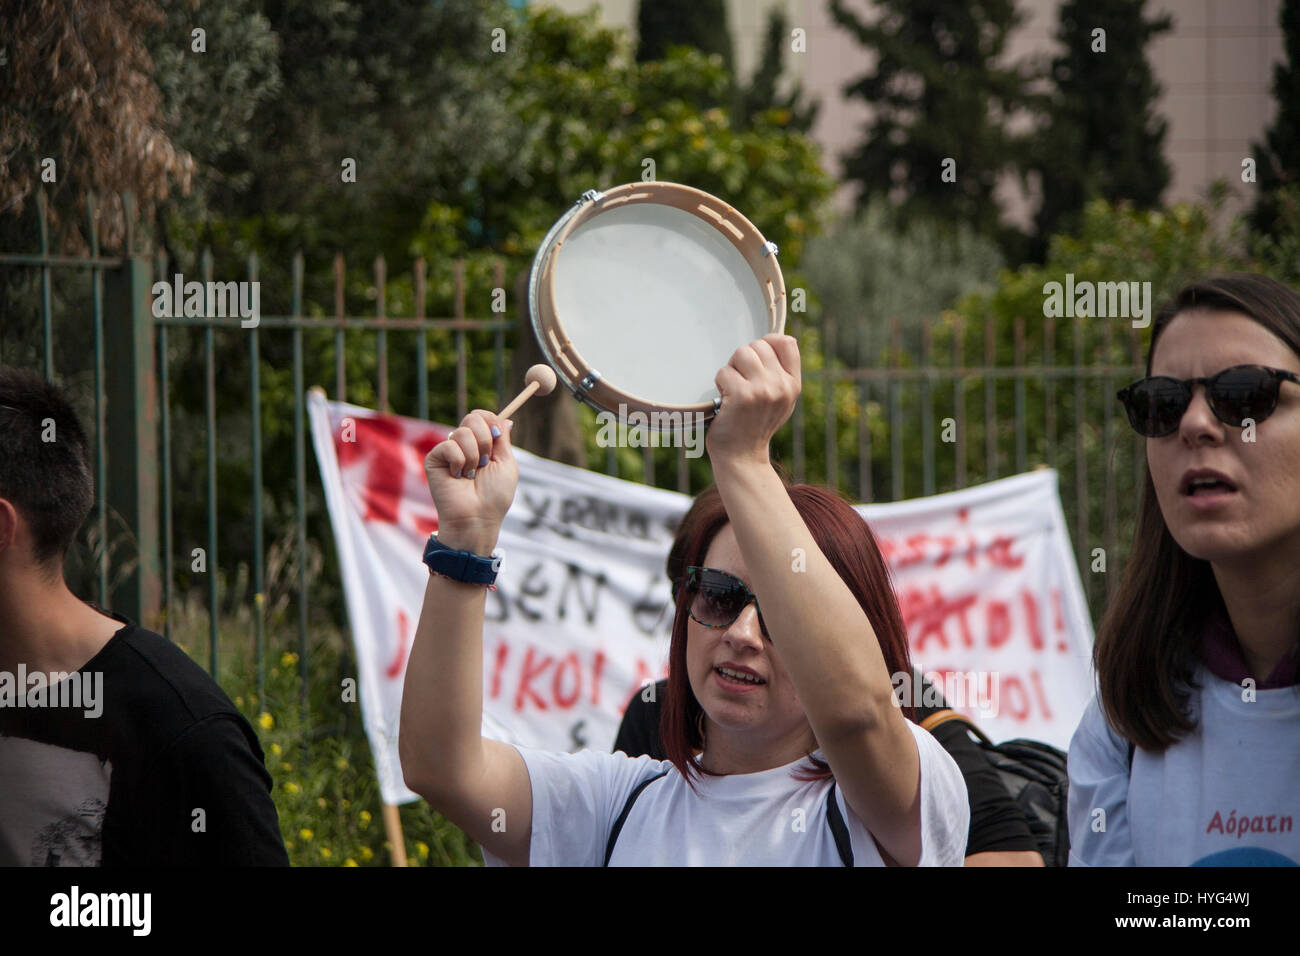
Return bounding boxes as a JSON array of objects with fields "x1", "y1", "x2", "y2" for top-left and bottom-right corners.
[
  {"x1": 965, "y1": 850, "x2": 1045, "y2": 866},
  {"x1": 397, "y1": 409, "x2": 533, "y2": 867},
  {"x1": 709, "y1": 335, "x2": 925, "y2": 866}
]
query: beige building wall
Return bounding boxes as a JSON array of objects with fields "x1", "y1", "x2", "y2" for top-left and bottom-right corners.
[{"x1": 541, "y1": 0, "x2": 1286, "y2": 229}]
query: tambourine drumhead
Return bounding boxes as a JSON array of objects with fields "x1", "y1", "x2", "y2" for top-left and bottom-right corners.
[{"x1": 530, "y1": 182, "x2": 785, "y2": 420}]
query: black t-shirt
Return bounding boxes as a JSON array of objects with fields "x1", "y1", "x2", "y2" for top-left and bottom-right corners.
[
  {"x1": 0, "y1": 613, "x2": 289, "y2": 866},
  {"x1": 613, "y1": 676, "x2": 1038, "y2": 857}
]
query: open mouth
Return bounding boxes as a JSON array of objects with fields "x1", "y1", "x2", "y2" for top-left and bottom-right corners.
[
  {"x1": 1181, "y1": 475, "x2": 1238, "y2": 496},
  {"x1": 714, "y1": 665, "x2": 766, "y2": 686}
]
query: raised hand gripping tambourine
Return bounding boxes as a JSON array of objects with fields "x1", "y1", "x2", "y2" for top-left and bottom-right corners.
[{"x1": 529, "y1": 182, "x2": 786, "y2": 421}]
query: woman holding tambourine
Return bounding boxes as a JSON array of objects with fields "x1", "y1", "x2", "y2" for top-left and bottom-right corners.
[{"x1": 399, "y1": 333, "x2": 970, "y2": 866}]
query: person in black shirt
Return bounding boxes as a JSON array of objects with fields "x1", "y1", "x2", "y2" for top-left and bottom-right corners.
[
  {"x1": 614, "y1": 482, "x2": 1043, "y2": 866},
  {"x1": 0, "y1": 366, "x2": 288, "y2": 866}
]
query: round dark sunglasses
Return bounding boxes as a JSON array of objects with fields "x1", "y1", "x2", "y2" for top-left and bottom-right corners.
[
  {"x1": 1116, "y1": 364, "x2": 1300, "y2": 438},
  {"x1": 683, "y1": 566, "x2": 769, "y2": 639}
]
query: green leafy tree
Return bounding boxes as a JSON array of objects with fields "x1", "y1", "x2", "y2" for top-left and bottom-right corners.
[
  {"x1": 440, "y1": 7, "x2": 830, "y2": 265},
  {"x1": 147, "y1": 0, "x2": 282, "y2": 262},
  {"x1": 1251, "y1": 0, "x2": 1300, "y2": 236},
  {"x1": 155, "y1": 0, "x2": 519, "y2": 278},
  {"x1": 1034, "y1": 0, "x2": 1172, "y2": 259},
  {"x1": 828, "y1": 0, "x2": 1038, "y2": 253},
  {"x1": 410, "y1": 6, "x2": 835, "y2": 488}
]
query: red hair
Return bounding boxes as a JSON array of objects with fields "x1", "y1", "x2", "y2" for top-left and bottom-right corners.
[{"x1": 659, "y1": 483, "x2": 915, "y2": 791}]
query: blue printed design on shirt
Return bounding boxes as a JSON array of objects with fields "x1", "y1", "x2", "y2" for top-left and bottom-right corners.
[{"x1": 1190, "y1": 847, "x2": 1297, "y2": 867}]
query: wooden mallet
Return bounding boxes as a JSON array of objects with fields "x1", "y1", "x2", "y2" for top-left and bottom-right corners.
[{"x1": 498, "y1": 364, "x2": 558, "y2": 420}]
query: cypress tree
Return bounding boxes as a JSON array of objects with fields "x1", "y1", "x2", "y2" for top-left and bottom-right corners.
[
  {"x1": 1251, "y1": 0, "x2": 1300, "y2": 236},
  {"x1": 736, "y1": 7, "x2": 819, "y2": 133},
  {"x1": 829, "y1": 0, "x2": 1035, "y2": 250},
  {"x1": 636, "y1": 0, "x2": 733, "y2": 72},
  {"x1": 1035, "y1": 0, "x2": 1172, "y2": 255}
]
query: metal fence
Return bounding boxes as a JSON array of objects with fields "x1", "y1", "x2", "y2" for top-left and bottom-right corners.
[{"x1": 0, "y1": 191, "x2": 1147, "y2": 711}]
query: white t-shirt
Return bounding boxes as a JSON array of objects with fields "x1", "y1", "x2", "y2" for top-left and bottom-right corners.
[
  {"x1": 482, "y1": 719, "x2": 969, "y2": 866},
  {"x1": 1067, "y1": 666, "x2": 1300, "y2": 866}
]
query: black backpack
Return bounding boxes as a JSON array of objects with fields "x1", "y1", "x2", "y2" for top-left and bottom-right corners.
[{"x1": 921, "y1": 710, "x2": 1071, "y2": 867}]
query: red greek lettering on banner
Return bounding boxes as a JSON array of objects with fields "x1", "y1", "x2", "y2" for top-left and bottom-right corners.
[{"x1": 387, "y1": 608, "x2": 410, "y2": 679}]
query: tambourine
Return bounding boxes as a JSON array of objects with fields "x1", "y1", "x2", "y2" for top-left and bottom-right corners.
[{"x1": 528, "y1": 181, "x2": 786, "y2": 421}]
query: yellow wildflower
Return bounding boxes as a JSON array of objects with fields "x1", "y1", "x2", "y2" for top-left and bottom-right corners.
[
  {"x1": 283, "y1": 782, "x2": 300, "y2": 795},
  {"x1": 344, "y1": 858, "x2": 358, "y2": 867},
  {"x1": 300, "y1": 828, "x2": 314, "y2": 841},
  {"x1": 320, "y1": 847, "x2": 332, "y2": 860},
  {"x1": 360, "y1": 847, "x2": 374, "y2": 862},
  {"x1": 258, "y1": 712, "x2": 274, "y2": 731}
]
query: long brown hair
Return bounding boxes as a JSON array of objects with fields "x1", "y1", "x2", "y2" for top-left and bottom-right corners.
[
  {"x1": 1096, "y1": 274, "x2": 1300, "y2": 750},
  {"x1": 659, "y1": 483, "x2": 915, "y2": 790}
]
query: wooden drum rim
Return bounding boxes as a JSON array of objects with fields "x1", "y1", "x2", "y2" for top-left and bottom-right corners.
[{"x1": 528, "y1": 181, "x2": 786, "y2": 420}]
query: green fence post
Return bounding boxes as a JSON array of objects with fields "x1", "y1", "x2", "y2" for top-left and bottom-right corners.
[{"x1": 103, "y1": 253, "x2": 161, "y2": 628}]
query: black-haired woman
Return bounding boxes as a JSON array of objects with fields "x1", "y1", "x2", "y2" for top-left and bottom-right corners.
[{"x1": 1068, "y1": 274, "x2": 1300, "y2": 866}]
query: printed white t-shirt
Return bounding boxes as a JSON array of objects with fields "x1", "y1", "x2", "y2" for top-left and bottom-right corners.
[
  {"x1": 1067, "y1": 666, "x2": 1300, "y2": 866},
  {"x1": 482, "y1": 719, "x2": 969, "y2": 866}
]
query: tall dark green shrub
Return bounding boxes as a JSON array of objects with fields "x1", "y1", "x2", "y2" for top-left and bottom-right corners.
[
  {"x1": 829, "y1": 0, "x2": 1036, "y2": 255},
  {"x1": 1251, "y1": 0, "x2": 1300, "y2": 236},
  {"x1": 636, "y1": 0, "x2": 733, "y2": 72},
  {"x1": 1035, "y1": 0, "x2": 1172, "y2": 258},
  {"x1": 735, "y1": 7, "x2": 819, "y2": 134}
]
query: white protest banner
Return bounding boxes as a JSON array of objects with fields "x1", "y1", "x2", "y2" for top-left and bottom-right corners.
[
  {"x1": 309, "y1": 394, "x2": 1093, "y2": 805},
  {"x1": 858, "y1": 469, "x2": 1095, "y2": 750}
]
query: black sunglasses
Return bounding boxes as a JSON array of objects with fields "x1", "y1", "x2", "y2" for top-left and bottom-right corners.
[
  {"x1": 683, "y1": 566, "x2": 769, "y2": 639},
  {"x1": 1116, "y1": 365, "x2": 1300, "y2": 438}
]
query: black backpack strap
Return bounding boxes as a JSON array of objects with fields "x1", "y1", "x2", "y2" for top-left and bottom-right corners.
[
  {"x1": 824, "y1": 781, "x2": 854, "y2": 867},
  {"x1": 604, "y1": 770, "x2": 670, "y2": 866}
]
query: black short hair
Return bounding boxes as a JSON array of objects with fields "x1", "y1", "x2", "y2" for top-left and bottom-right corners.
[{"x1": 0, "y1": 366, "x2": 94, "y2": 569}]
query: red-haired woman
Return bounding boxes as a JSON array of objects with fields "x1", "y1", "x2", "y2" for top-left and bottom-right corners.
[
  {"x1": 399, "y1": 334, "x2": 968, "y2": 866},
  {"x1": 1068, "y1": 274, "x2": 1300, "y2": 866}
]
